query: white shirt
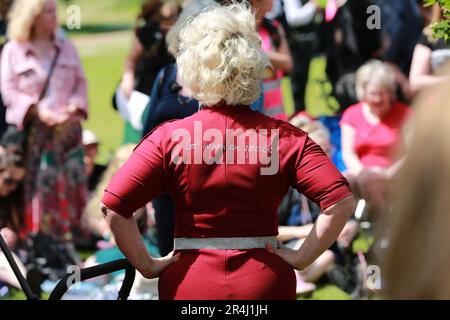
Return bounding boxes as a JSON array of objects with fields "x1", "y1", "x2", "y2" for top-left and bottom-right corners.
[
  {"x1": 283, "y1": 0, "x2": 317, "y2": 27},
  {"x1": 266, "y1": 0, "x2": 284, "y2": 19}
]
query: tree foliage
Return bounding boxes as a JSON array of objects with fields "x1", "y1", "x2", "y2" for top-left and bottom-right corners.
[{"x1": 424, "y1": 0, "x2": 450, "y2": 42}]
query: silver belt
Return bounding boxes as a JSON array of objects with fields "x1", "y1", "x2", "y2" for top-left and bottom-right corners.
[{"x1": 173, "y1": 236, "x2": 279, "y2": 250}]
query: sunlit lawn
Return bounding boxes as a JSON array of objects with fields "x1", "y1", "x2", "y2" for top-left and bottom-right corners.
[
  {"x1": 72, "y1": 32, "x2": 129, "y2": 164},
  {"x1": 58, "y1": 0, "x2": 141, "y2": 27}
]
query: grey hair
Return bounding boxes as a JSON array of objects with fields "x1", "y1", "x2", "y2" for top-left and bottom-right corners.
[{"x1": 356, "y1": 60, "x2": 398, "y2": 101}]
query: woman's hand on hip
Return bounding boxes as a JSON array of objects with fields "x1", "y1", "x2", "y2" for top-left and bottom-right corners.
[
  {"x1": 266, "y1": 243, "x2": 306, "y2": 271},
  {"x1": 140, "y1": 251, "x2": 181, "y2": 279}
]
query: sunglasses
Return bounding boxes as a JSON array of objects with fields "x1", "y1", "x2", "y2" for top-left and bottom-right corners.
[
  {"x1": 4, "y1": 176, "x2": 21, "y2": 186},
  {"x1": 0, "y1": 171, "x2": 22, "y2": 187}
]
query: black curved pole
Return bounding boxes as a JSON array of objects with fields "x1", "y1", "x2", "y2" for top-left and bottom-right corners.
[
  {"x1": 0, "y1": 232, "x2": 39, "y2": 300},
  {"x1": 48, "y1": 259, "x2": 135, "y2": 300}
]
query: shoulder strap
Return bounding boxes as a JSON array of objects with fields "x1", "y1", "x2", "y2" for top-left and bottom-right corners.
[{"x1": 38, "y1": 45, "x2": 61, "y2": 102}]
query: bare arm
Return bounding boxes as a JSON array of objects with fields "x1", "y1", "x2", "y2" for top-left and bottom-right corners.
[
  {"x1": 341, "y1": 124, "x2": 364, "y2": 175},
  {"x1": 386, "y1": 62, "x2": 412, "y2": 102},
  {"x1": 266, "y1": 24, "x2": 294, "y2": 73},
  {"x1": 278, "y1": 224, "x2": 314, "y2": 242},
  {"x1": 120, "y1": 37, "x2": 145, "y2": 98},
  {"x1": 101, "y1": 204, "x2": 179, "y2": 278},
  {"x1": 268, "y1": 195, "x2": 356, "y2": 270},
  {"x1": 409, "y1": 44, "x2": 448, "y2": 94}
]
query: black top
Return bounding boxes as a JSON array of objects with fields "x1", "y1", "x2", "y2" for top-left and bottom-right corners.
[
  {"x1": 0, "y1": 186, "x2": 24, "y2": 234},
  {"x1": 278, "y1": 188, "x2": 320, "y2": 227},
  {"x1": 134, "y1": 21, "x2": 174, "y2": 95},
  {"x1": 142, "y1": 64, "x2": 199, "y2": 136},
  {"x1": 323, "y1": 0, "x2": 383, "y2": 81},
  {"x1": 0, "y1": 18, "x2": 8, "y2": 139},
  {"x1": 88, "y1": 164, "x2": 107, "y2": 193},
  {"x1": 375, "y1": 0, "x2": 423, "y2": 75}
]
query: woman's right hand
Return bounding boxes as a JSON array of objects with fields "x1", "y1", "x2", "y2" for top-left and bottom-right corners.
[
  {"x1": 38, "y1": 108, "x2": 58, "y2": 127},
  {"x1": 120, "y1": 73, "x2": 135, "y2": 99},
  {"x1": 140, "y1": 251, "x2": 181, "y2": 279}
]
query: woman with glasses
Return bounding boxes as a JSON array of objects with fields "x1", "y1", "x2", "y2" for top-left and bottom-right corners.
[{"x1": 0, "y1": 147, "x2": 26, "y2": 289}]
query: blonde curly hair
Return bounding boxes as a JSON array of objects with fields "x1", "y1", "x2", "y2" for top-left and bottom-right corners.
[
  {"x1": 7, "y1": 0, "x2": 49, "y2": 42},
  {"x1": 176, "y1": 2, "x2": 268, "y2": 106}
]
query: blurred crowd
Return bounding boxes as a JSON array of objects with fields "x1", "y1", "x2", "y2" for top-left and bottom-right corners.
[{"x1": 0, "y1": 0, "x2": 449, "y2": 299}]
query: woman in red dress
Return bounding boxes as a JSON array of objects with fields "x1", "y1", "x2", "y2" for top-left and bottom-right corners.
[{"x1": 101, "y1": 3, "x2": 355, "y2": 300}]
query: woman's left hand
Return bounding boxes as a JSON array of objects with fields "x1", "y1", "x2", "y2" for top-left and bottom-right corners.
[
  {"x1": 0, "y1": 227, "x2": 18, "y2": 249},
  {"x1": 266, "y1": 243, "x2": 306, "y2": 271},
  {"x1": 140, "y1": 251, "x2": 181, "y2": 279}
]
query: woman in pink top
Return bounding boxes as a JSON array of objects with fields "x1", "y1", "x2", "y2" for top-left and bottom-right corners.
[
  {"x1": 1, "y1": 0, "x2": 88, "y2": 241},
  {"x1": 251, "y1": 0, "x2": 293, "y2": 121},
  {"x1": 340, "y1": 60, "x2": 411, "y2": 220}
]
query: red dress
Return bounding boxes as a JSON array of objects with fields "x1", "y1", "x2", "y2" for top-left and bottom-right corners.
[{"x1": 102, "y1": 104, "x2": 352, "y2": 300}]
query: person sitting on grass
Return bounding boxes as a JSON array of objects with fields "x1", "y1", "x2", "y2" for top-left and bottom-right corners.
[
  {"x1": 82, "y1": 144, "x2": 159, "y2": 271},
  {"x1": 0, "y1": 147, "x2": 26, "y2": 289},
  {"x1": 278, "y1": 120, "x2": 359, "y2": 295}
]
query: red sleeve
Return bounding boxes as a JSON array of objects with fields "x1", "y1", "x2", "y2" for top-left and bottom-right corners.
[
  {"x1": 101, "y1": 127, "x2": 166, "y2": 218},
  {"x1": 293, "y1": 136, "x2": 353, "y2": 210}
]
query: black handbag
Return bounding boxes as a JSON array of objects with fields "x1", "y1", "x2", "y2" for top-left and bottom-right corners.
[{"x1": 0, "y1": 46, "x2": 61, "y2": 153}]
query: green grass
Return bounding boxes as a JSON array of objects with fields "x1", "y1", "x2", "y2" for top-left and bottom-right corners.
[
  {"x1": 353, "y1": 234, "x2": 374, "y2": 254},
  {"x1": 306, "y1": 56, "x2": 340, "y2": 117},
  {"x1": 283, "y1": 55, "x2": 339, "y2": 117},
  {"x1": 58, "y1": 0, "x2": 141, "y2": 29},
  {"x1": 1, "y1": 289, "x2": 49, "y2": 301},
  {"x1": 299, "y1": 284, "x2": 351, "y2": 300},
  {"x1": 69, "y1": 32, "x2": 130, "y2": 164}
]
